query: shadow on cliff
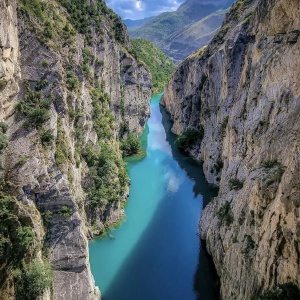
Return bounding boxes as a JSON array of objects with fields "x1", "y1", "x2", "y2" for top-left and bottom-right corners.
[{"x1": 101, "y1": 100, "x2": 219, "y2": 300}]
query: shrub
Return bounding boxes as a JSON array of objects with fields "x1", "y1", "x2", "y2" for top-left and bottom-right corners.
[
  {"x1": 16, "y1": 88, "x2": 51, "y2": 128},
  {"x1": 175, "y1": 128, "x2": 204, "y2": 149},
  {"x1": 0, "y1": 133, "x2": 8, "y2": 154},
  {"x1": 65, "y1": 70, "x2": 79, "y2": 90},
  {"x1": 82, "y1": 143, "x2": 129, "y2": 211},
  {"x1": 217, "y1": 202, "x2": 233, "y2": 226},
  {"x1": 252, "y1": 283, "x2": 300, "y2": 300},
  {"x1": 229, "y1": 178, "x2": 244, "y2": 190},
  {"x1": 0, "y1": 122, "x2": 8, "y2": 133},
  {"x1": 0, "y1": 194, "x2": 35, "y2": 263},
  {"x1": 41, "y1": 60, "x2": 49, "y2": 68},
  {"x1": 59, "y1": 205, "x2": 73, "y2": 218},
  {"x1": 13, "y1": 260, "x2": 53, "y2": 300},
  {"x1": 40, "y1": 129, "x2": 54, "y2": 146},
  {"x1": 262, "y1": 160, "x2": 285, "y2": 186},
  {"x1": 120, "y1": 133, "x2": 142, "y2": 157}
]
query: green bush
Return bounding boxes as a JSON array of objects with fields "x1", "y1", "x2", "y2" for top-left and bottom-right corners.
[
  {"x1": 217, "y1": 202, "x2": 233, "y2": 226},
  {"x1": 252, "y1": 283, "x2": 300, "y2": 300},
  {"x1": 40, "y1": 129, "x2": 54, "y2": 146},
  {"x1": 65, "y1": 70, "x2": 79, "y2": 90},
  {"x1": 0, "y1": 122, "x2": 8, "y2": 133},
  {"x1": 59, "y1": 205, "x2": 73, "y2": 218},
  {"x1": 16, "y1": 88, "x2": 50, "y2": 128},
  {"x1": 175, "y1": 128, "x2": 204, "y2": 149},
  {"x1": 0, "y1": 194, "x2": 35, "y2": 264},
  {"x1": 120, "y1": 133, "x2": 142, "y2": 157},
  {"x1": 229, "y1": 178, "x2": 244, "y2": 190},
  {"x1": 0, "y1": 133, "x2": 8, "y2": 154},
  {"x1": 13, "y1": 260, "x2": 53, "y2": 300},
  {"x1": 262, "y1": 160, "x2": 285, "y2": 186},
  {"x1": 82, "y1": 143, "x2": 129, "y2": 211}
]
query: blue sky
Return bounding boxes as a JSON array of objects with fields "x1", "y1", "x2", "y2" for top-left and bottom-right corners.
[{"x1": 105, "y1": 0, "x2": 185, "y2": 20}]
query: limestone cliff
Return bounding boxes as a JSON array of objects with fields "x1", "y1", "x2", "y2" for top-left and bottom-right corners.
[
  {"x1": 161, "y1": 0, "x2": 300, "y2": 298},
  {"x1": 0, "y1": 0, "x2": 151, "y2": 299}
]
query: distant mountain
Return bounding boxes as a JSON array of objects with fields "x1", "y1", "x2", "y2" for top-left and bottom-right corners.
[
  {"x1": 166, "y1": 9, "x2": 228, "y2": 61},
  {"x1": 131, "y1": 39, "x2": 175, "y2": 93},
  {"x1": 129, "y1": 0, "x2": 234, "y2": 62},
  {"x1": 124, "y1": 17, "x2": 154, "y2": 28}
]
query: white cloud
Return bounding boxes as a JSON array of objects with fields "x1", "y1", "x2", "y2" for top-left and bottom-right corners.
[
  {"x1": 135, "y1": 1, "x2": 143, "y2": 10},
  {"x1": 105, "y1": 0, "x2": 185, "y2": 20}
]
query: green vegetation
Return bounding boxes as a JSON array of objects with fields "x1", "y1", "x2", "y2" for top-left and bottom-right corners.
[
  {"x1": 82, "y1": 143, "x2": 129, "y2": 212},
  {"x1": 217, "y1": 201, "x2": 234, "y2": 226},
  {"x1": 175, "y1": 128, "x2": 204, "y2": 150},
  {"x1": 13, "y1": 260, "x2": 53, "y2": 300},
  {"x1": 130, "y1": 39, "x2": 175, "y2": 93},
  {"x1": 230, "y1": 0, "x2": 254, "y2": 21},
  {"x1": 57, "y1": 0, "x2": 126, "y2": 44},
  {"x1": 55, "y1": 117, "x2": 71, "y2": 170},
  {"x1": 16, "y1": 88, "x2": 51, "y2": 129},
  {"x1": 262, "y1": 160, "x2": 285, "y2": 186},
  {"x1": 74, "y1": 86, "x2": 130, "y2": 217},
  {"x1": 59, "y1": 205, "x2": 73, "y2": 218},
  {"x1": 0, "y1": 194, "x2": 35, "y2": 264},
  {"x1": 0, "y1": 131, "x2": 8, "y2": 155},
  {"x1": 65, "y1": 70, "x2": 79, "y2": 91},
  {"x1": 121, "y1": 133, "x2": 143, "y2": 157},
  {"x1": 252, "y1": 283, "x2": 300, "y2": 300},
  {"x1": 40, "y1": 129, "x2": 54, "y2": 146},
  {"x1": 243, "y1": 234, "x2": 256, "y2": 253},
  {"x1": 229, "y1": 178, "x2": 244, "y2": 190},
  {"x1": 0, "y1": 122, "x2": 8, "y2": 133}
]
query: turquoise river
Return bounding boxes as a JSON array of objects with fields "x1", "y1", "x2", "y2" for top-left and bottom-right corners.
[{"x1": 89, "y1": 94, "x2": 219, "y2": 300}]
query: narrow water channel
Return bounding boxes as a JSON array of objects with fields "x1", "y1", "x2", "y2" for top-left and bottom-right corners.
[{"x1": 89, "y1": 94, "x2": 219, "y2": 300}]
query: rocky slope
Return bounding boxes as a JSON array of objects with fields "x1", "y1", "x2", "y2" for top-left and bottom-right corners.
[
  {"x1": 129, "y1": 0, "x2": 234, "y2": 62},
  {"x1": 0, "y1": 0, "x2": 151, "y2": 299},
  {"x1": 161, "y1": 0, "x2": 300, "y2": 298}
]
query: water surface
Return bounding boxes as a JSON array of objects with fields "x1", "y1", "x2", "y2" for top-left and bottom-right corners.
[{"x1": 89, "y1": 94, "x2": 219, "y2": 300}]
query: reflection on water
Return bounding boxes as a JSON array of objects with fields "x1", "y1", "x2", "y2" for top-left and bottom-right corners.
[{"x1": 89, "y1": 94, "x2": 219, "y2": 300}]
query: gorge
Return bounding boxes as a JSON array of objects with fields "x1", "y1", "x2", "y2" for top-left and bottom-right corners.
[
  {"x1": 89, "y1": 94, "x2": 219, "y2": 300},
  {"x1": 0, "y1": 0, "x2": 299, "y2": 299}
]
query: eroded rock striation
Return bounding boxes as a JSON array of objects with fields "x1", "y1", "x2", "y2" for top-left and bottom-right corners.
[
  {"x1": 0, "y1": 0, "x2": 151, "y2": 299},
  {"x1": 162, "y1": 0, "x2": 300, "y2": 298}
]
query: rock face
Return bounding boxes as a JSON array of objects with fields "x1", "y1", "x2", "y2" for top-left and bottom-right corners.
[
  {"x1": 0, "y1": 0, "x2": 151, "y2": 299},
  {"x1": 161, "y1": 0, "x2": 300, "y2": 298}
]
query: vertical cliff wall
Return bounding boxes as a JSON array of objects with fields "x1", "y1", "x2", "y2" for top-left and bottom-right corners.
[
  {"x1": 0, "y1": 0, "x2": 151, "y2": 299},
  {"x1": 162, "y1": 0, "x2": 300, "y2": 298}
]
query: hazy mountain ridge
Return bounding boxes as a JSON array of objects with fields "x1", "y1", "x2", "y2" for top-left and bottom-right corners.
[{"x1": 129, "y1": 0, "x2": 234, "y2": 62}]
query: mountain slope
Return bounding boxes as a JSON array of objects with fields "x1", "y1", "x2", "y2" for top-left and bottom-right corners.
[
  {"x1": 161, "y1": 0, "x2": 300, "y2": 298},
  {"x1": 124, "y1": 17, "x2": 154, "y2": 28},
  {"x1": 129, "y1": 0, "x2": 234, "y2": 61},
  {"x1": 131, "y1": 39, "x2": 175, "y2": 93},
  {"x1": 166, "y1": 9, "x2": 228, "y2": 61}
]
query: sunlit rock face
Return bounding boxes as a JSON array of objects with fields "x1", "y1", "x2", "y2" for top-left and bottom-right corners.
[{"x1": 0, "y1": 0, "x2": 151, "y2": 299}]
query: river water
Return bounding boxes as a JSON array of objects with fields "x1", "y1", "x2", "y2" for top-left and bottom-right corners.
[{"x1": 89, "y1": 94, "x2": 219, "y2": 300}]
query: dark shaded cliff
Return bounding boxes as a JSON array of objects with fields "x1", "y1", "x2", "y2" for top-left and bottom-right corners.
[{"x1": 161, "y1": 0, "x2": 300, "y2": 298}]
